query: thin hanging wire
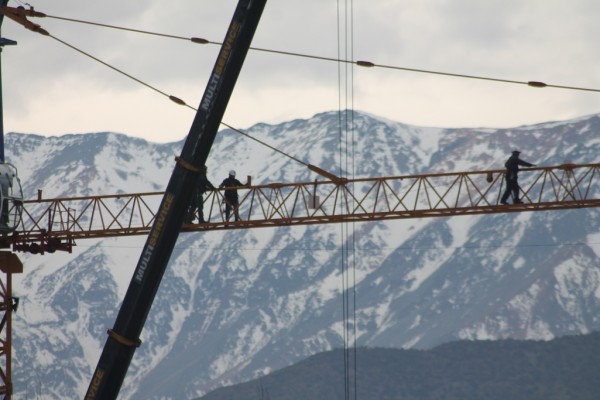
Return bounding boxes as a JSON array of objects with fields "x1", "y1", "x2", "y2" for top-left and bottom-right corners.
[
  {"x1": 344, "y1": 2, "x2": 352, "y2": 399},
  {"x1": 336, "y1": 1, "x2": 350, "y2": 399},
  {"x1": 44, "y1": 33, "x2": 315, "y2": 171},
  {"x1": 41, "y1": 11, "x2": 600, "y2": 94},
  {"x1": 337, "y1": 0, "x2": 358, "y2": 398},
  {"x1": 0, "y1": 9, "x2": 315, "y2": 171},
  {"x1": 349, "y1": 1, "x2": 358, "y2": 398}
]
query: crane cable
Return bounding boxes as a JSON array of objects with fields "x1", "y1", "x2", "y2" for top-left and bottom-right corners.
[
  {"x1": 1, "y1": 7, "x2": 346, "y2": 180},
  {"x1": 336, "y1": 1, "x2": 349, "y2": 396},
  {"x1": 337, "y1": 0, "x2": 357, "y2": 398},
  {"x1": 28, "y1": 9, "x2": 600, "y2": 94},
  {"x1": 348, "y1": 2, "x2": 358, "y2": 398},
  {"x1": 49, "y1": 34, "x2": 183, "y2": 105},
  {"x1": 5, "y1": 5, "x2": 600, "y2": 179}
]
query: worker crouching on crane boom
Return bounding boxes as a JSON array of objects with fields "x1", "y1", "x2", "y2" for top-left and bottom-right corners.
[{"x1": 501, "y1": 150, "x2": 536, "y2": 205}]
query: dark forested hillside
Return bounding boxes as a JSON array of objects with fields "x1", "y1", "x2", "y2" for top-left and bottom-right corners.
[{"x1": 198, "y1": 332, "x2": 600, "y2": 400}]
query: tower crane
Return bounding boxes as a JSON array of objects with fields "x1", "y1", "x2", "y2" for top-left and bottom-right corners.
[{"x1": 0, "y1": 1, "x2": 599, "y2": 399}]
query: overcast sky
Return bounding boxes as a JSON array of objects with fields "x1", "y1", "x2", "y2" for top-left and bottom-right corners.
[{"x1": 2, "y1": 0, "x2": 599, "y2": 143}]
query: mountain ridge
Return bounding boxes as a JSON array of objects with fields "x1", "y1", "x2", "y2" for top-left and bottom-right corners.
[{"x1": 5, "y1": 109, "x2": 600, "y2": 399}]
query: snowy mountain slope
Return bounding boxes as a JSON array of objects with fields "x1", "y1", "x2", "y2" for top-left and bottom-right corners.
[
  {"x1": 5, "y1": 110, "x2": 600, "y2": 399},
  {"x1": 7, "y1": 132, "x2": 179, "y2": 197}
]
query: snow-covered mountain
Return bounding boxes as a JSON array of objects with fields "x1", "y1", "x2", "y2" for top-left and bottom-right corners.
[{"x1": 6, "y1": 110, "x2": 600, "y2": 399}]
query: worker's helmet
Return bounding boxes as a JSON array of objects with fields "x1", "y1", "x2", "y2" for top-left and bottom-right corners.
[
  {"x1": 229, "y1": 170, "x2": 236, "y2": 177},
  {"x1": 512, "y1": 150, "x2": 521, "y2": 154}
]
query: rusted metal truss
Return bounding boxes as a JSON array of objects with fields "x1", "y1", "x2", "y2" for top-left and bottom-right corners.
[
  {"x1": 0, "y1": 273, "x2": 10, "y2": 397},
  {"x1": 6, "y1": 162, "x2": 600, "y2": 253}
]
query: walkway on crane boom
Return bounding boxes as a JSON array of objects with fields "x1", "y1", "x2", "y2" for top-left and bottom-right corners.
[{"x1": 9, "y1": 162, "x2": 600, "y2": 254}]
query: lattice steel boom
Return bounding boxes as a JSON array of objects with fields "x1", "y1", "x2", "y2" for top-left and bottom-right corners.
[{"x1": 5, "y1": 162, "x2": 600, "y2": 254}]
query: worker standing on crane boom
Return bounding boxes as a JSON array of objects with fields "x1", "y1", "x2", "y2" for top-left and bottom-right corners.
[{"x1": 84, "y1": 1, "x2": 268, "y2": 399}]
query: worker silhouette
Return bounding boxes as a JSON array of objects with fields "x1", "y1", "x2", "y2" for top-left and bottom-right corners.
[
  {"x1": 219, "y1": 170, "x2": 247, "y2": 221},
  {"x1": 186, "y1": 165, "x2": 215, "y2": 224},
  {"x1": 500, "y1": 150, "x2": 536, "y2": 205}
]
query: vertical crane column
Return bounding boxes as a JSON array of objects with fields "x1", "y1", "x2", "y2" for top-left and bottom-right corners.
[
  {"x1": 0, "y1": 2, "x2": 21, "y2": 398},
  {"x1": 0, "y1": 251, "x2": 22, "y2": 400}
]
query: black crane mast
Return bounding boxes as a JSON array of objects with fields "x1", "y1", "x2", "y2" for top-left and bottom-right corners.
[{"x1": 84, "y1": 1, "x2": 267, "y2": 398}]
